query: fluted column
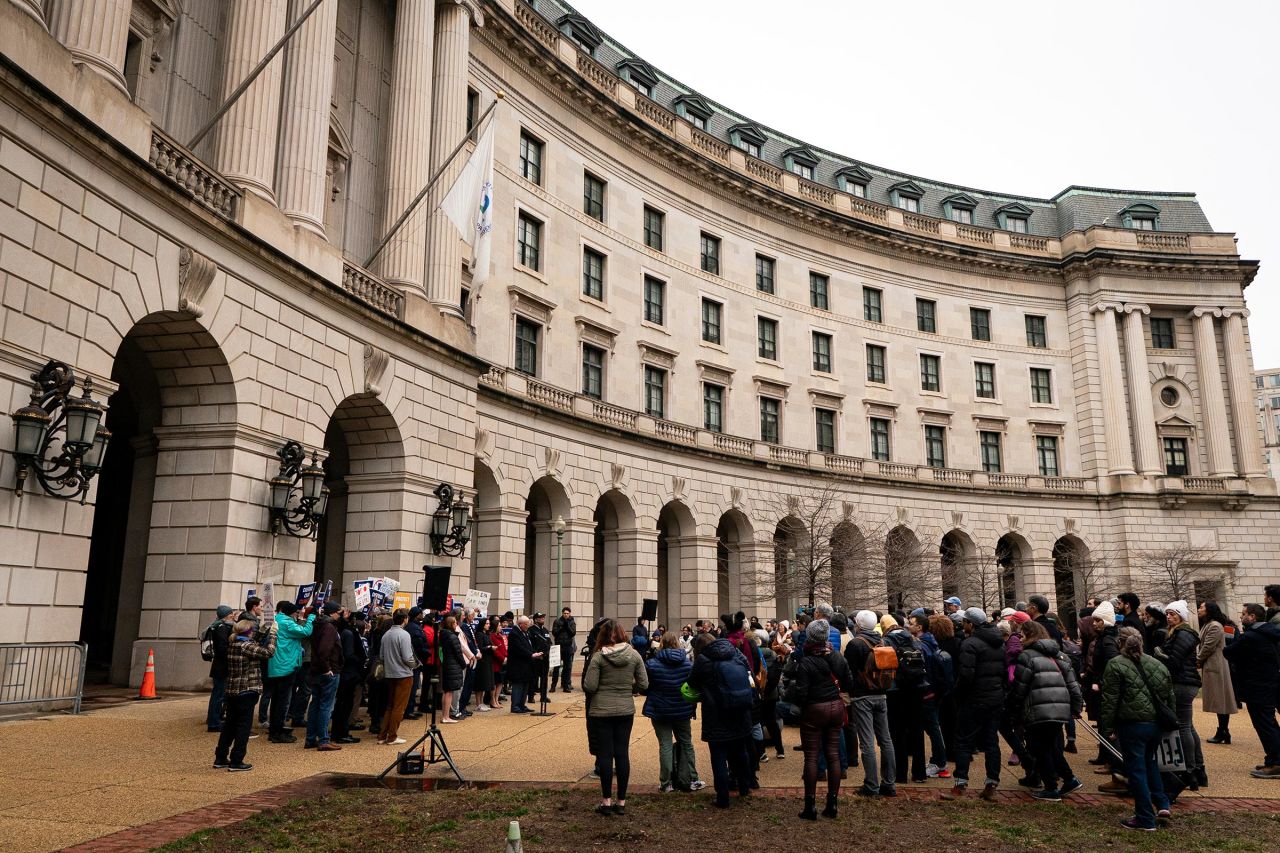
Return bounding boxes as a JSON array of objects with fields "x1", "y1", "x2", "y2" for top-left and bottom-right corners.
[
  {"x1": 424, "y1": 0, "x2": 482, "y2": 313},
  {"x1": 1120, "y1": 304, "x2": 1161, "y2": 475},
  {"x1": 45, "y1": 0, "x2": 131, "y2": 93},
  {"x1": 1222, "y1": 308, "x2": 1266, "y2": 476},
  {"x1": 1092, "y1": 303, "x2": 1135, "y2": 475},
  {"x1": 1190, "y1": 307, "x2": 1234, "y2": 476},
  {"x1": 9, "y1": 0, "x2": 45, "y2": 29},
  {"x1": 214, "y1": 0, "x2": 288, "y2": 202},
  {"x1": 276, "y1": 0, "x2": 340, "y2": 237}
]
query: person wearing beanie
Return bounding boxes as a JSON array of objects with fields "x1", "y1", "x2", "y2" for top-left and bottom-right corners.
[
  {"x1": 205, "y1": 604, "x2": 239, "y2": 732},
  {"x1": 879, "y1": 614, "x2": 899, "y2": 636},
  {"x1": 941, "y1": 601, "x2": 1007, "y2": 801},
  {"x1": 1155, "y1": 600, "x2": 1206, "y2": 787},
  {"x1": 1141, "y1": 605, "x2": 1168, "y2": 656},
  {"x1": 843, "y1": 610, "x2": 897, "y2": 797},
  {"x1": 963, "y1": 607, "x2": 988, "y2": 626},
  {"x1": 784, "y1": 619, "x2": 857, "y2": 819},
  {"x1": 1083, "y1": 601, "x2": 1122, "y2": 772},
  {"x1": 265, "y1": 599, "x2": 315, "y2": 743}
]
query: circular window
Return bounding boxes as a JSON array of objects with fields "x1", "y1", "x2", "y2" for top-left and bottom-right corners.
[{"x1": 1160, "y1": 387, "x2": 1179, "y2": 407}]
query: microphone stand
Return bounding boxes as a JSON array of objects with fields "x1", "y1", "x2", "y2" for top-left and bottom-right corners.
[{"x1": 377, "y1": 618, "x2": 464, "y2": 783}]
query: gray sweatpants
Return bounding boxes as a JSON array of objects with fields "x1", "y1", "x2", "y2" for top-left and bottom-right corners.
[{"x1": 852, "y1": 695, "x2": 896, "y2": 790}]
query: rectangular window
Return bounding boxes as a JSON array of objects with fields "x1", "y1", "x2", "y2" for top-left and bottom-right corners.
[
  {"x1": 924, "y1": 425, "x2": 947, "y2": 469},
  {"x1": 1030, "y1": 367, "x2": 1053, "y2": 404},
  {"x1": 1271, "y1": 396, "x2": 1280, "y2": 409},
  {"x1": 583, "y1": 172, "x2": 606, "y2": 221},
  {"x1": 916, "y1": 298, "x2": 937, "y2": 333},
  {"x1": 466, "y1": 88, "x2": 478, "y2": 133},
  {"x1": 1271, "y1": 375, "x2": 1280, "y2": 388},
  {"x1": 849, "y1": 182, "x2": 866, "y2": 198},
  {"x1": 689, "y1": 114, "x2": 706, "y2": 130},
  {"x1": 1025, "y1": 315, "x2": 1047, "y2": 348},
  {"x1": 810, "y1": 272, "x2": 829, "y2": 310},
  {"x1": 920, "y1": 354, "x2": 941, "y2": 392},
  {"x1": 643, "y1": 205, "x2": 664, "y2": 251},
  {"x1": 514, "y1": 317, "x2": 539, "y2": 376},
  {"x1": 898, "y1": 196, "x2": 920, "y2": 213},
  {"x1": 870, "y1": 418, "x2": 891, "y2": 461},
  {"x1": 701, "y1": 298, "x2": 722, "y2": 344},
  {"x1": 518, "y1": 131, "x2": 542, "y2": 185},
  {"x1": 974, "y1": 362, "x2": 996, "y2": 398},
  {"x1": 760, "y1": 398, "x2": 780, "y2": 444},
  {"x1": 1151, "y1": 317, "x2": 1175, "y2": 349},
  {"x1": 863, "y1": 287, "x2": 883, "y2": 323},
  {"x1": 812, "y1": 332, "x2": 832, "y2": 373},
  {"x1": 700, "y1": 233, "x2": 721, "y2": 275},
  {"x1": 758, "y1": 317, "x2": 778, "y2": 360},
  {"x1": 643, "y1": 366, "x2": 666, "y2": 419},
  {"x1": 1036, "y1": 435, "x2": 1059, "y2": 477},
  {"x1": 581, "y1": 344, "x2": 604, "y2": 399},
  {"x1": 790, "y1": 162, "x2": 814, "y2": 180},
  {"x1": 980, "y1": 431, "x2": 1003, "y2": 473},
  {"x1": 970, "y1": 307, "x2": 992, "y2": 341},
  {"x1": 582, "y1": 247, "x2": 604, "y2": 301},
  {"x1": 516, "y1": 212, "x2": 541, "y2": 271},
  {"x1": 1008, "y1": 216, "x2": 1028, "y2": 233},
  {"x1": 737, "y1": 139, "x2": 761, "y2": 158},
  {"x1": 755, "y1": 255, "x2": 775, "y2": 293},
  {"x1": 1132, "y1": 217, "x2": 1155, "y2": 231},
  {"x1": 952, "y1": 207, "x2": 973, "y2": 224},
  {"x1": 815, "y1": 408, "x2": 836, "y2": 453},
  {"x1": 1163, "y1": 437, "x2": 1189, "y2": 476},
  {"x1": 643, "y1": 276, "x2": 665, "y2": 325},
  {"x1": 703, "y1": 383, "x2": 724, "y2": 433},
  {"x1": 866, "y1": 344, "x2": 886, "y2": 384},
  {"x1": 627, "y1": 76, "x2": 651, "y2": 98}
]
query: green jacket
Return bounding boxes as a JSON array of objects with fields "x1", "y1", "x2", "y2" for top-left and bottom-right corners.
[
  {"x1": 1099, "y1": 653, "x2": 1174, "y2": 738},
  {"x1": 267, "y1": 612, "x2": 316, "y2": 677},
  {"x1": 583, "y1": 643, "x2": 648, "y2": 717}
]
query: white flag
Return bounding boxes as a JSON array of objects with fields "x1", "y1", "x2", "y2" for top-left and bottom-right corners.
[{"x1": 439, "y1": 121, "x2": 495, "y2": 287}]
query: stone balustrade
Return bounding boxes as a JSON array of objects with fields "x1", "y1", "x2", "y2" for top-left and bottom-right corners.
[
  {"x1": 148, "y1": 128, "x2": 240, "y2": 219},
  {"x1": 340, "y1": 261, "x2": 405, "y2": 318}
]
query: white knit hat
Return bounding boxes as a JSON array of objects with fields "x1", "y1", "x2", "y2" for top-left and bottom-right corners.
[
  {"x1": 1165, "y1": 600, "x2": 1191, "y2": 624},
  {"x1": 855, "y1": 610, "x2": 878, "y2": 632},
  {"x1": 1093, "y1": 600, "x2": 1116, "y2": 627}
]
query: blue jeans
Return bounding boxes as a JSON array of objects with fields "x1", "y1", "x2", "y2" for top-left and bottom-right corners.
[
  {"x1": 922, "y1": 697, "x2": 947, "y2": 768},
  {"x1": 305, "y1": 672, "x2": 339, "y2": 746},
  {"x1": 954, "y1": 704, "x2": 1002, "y2": 785},
  {"x1": 1118, "y1": 721, "x2": 1169, "y2": 829},
  {"x1": 510, "y1": 680, "x2": 530, "y2": 712},
  {"x1": 708, "y1": 738, "x2": 752, "y2": 806},
  {"x1": 206, "y1": 676, "x2": 226, "y2": 729}
]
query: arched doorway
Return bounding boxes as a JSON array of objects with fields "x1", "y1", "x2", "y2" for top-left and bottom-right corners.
[
  {"x1": 656, "y1": 501, "x2": 697, "y2": 628},
  {"x1": 773, "y1": 516, "x2": 807, "y2": 620},
  {"x1": 523, "y1": 476, "x2": 571, "y2": 616},
  {"x1": 715, "y1": 509, "x2": 753, "y2": 617},
  {"x1": 467, "y1": 460, "x2": 504, "y2": 602},
  {"x1": 830, "y1": 521, "x2": 864, "y2": 611},
  {"x1": 591, "y1": 489, "x2": 636, "y2": 623},
  {"x1": 1053, "y1": 536, "x2": 1088, "y2": 636},
  {"x1": 940, "y1": 529, "x2": 976, "y2": 604},
  {"x1": 885, "y1": 525, "x2": 924, "y2": 612},
  {"x1": 995, "y1": 533, "x2": 1031, "y2": 611}
]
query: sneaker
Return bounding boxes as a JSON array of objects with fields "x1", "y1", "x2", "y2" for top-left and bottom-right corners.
[
  {"x1": 774, "y1": 752, "x2": 786, "y2": 760},
  {"x1": 304, "y1": 741, "x2": 317, "y2": 749},
  {"x1": 247, "y1": 734, "x2": 259, "y2": 740},
  {"x1": 1008, "y1": 754, "x2": 1020, "y2": 766},
  {"x1": 925, "y1": 763, "x2": 941, "y2": 778},
  {"x1": 388, "y1": 737, "x2": 407, "y2": 745},
  {"x1": 588, "y1": 770, "x2": 599, "y2": 780},
  {"x1": 689, "y1": 780, "x2": 706, "y2": 791},
  {"x1": 659, "y1": 783, "x2": 674, "y2": 793},
  {"x1": 760, "y1": 754, "x2": 769, "y2": 763},
  {"x1": 213, "y1": 760, "x2": 230, "y2": 769},
  {"x1": 268, "y1": 734, "x2": 297, "y2": 744},
  {"x1": 979, "y1": 782, "x2": 997, "y2": 801},
  {"x1": 1032, "y1": 789, "x2": 1062, "y2": 802},
  {"x1": 939, "y1": 784, "x2": 965, "y2": 801},
  {"x1": 879, "y1": 784, "x2": 897, "y2": 797},
  {"x1": 1120, "y1": 818, "x2": 1156, "y2": 832},
  {"x1": 478, "y1": 705, "x2": 492, "y2": 712},
  {"x1": 335, "y1": 737, "x2": 360, "y2": 744},
  {"x1": 1156, "y1": 808, "x2": 1172, "y2": 822},
  {"x1": 1060, "y1": 778, "x2": 1083, "y2": 797},
  {"x1": 937, "y1": 769, "x2": 952, "y2": 779},
  {"x1": 227, "y1": 763, "x2": 254, "y2": 772},
  {"x1": 1250, "y1": 767, "x2": 1280, "y2": 779},
  {"x1": 855, "y1": 786, "x2": 880, "y2": 798}
]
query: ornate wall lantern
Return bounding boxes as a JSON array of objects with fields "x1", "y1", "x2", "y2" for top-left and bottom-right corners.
[
  {"x1": 268, "y1": 440, "x2": 329, "y2": 538},
  {"x1": 429, "y1": 482, "x2": 471, "y2": 557},
  {"x1": 9, "y1": 360, "x2": 110, "y2": 502}
]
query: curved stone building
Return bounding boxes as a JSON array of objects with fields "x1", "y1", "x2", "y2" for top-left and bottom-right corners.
[{"x1": 0, "y1": 0, "x2": 1273, "y2": 688}]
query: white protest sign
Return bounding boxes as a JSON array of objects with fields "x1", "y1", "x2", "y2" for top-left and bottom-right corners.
[
  {"x1": 510, "y1": 585, "x2": 525, "y2": 612},
  {"x1": 548, "y1": 645, "x2": 561, "y2": 670},
  {"x1": 464, "y1": 589, "x2": 491, "y2": 616},
  {"x1": 260, "y1": 582, "x2": 276, "y2": 621},
  {"x1": 353, "y1": 583, "x2": 371, "y2": 610}
]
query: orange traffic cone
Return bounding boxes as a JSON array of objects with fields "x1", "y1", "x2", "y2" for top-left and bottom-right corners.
[{"x1": 134, "y1": 648, "x2": 159, "y2": 700}]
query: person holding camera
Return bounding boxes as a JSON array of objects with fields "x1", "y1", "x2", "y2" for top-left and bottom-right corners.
[{"x1": 214, "y1": 619, "x2": 276, "y2": 771}]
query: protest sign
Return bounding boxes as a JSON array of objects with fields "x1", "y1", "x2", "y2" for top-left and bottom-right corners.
[
  {"x1": 548, "y1": 645, "x2": 561, "y2": 671},
  {"x1": 261, "y1": 582, "x2": 276, "y2": 621},
  {"x1": 393, "y1": 591, "x2": 413, "y2": 611},
  {"x1": 296, "y1": 582, "x2": 317, "y2": 609},
  {"x1": 464, "y1": 589, "x2": 491, "y2": 616},
  {"x1": 353, "y1": 582, "x2": 371, "y2": 611},
  {"x1": 510, "y1": 585, "x2": 525, "y2": 612}
]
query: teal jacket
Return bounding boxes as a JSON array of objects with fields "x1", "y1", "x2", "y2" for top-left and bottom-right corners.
[{"x1": 267, "y1": 612, "x2": 316, "y2": 677}]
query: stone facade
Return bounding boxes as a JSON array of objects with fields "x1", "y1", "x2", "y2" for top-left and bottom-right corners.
[{"x1": 0, "y1": 0, "x2": 1276, "y2": 690}]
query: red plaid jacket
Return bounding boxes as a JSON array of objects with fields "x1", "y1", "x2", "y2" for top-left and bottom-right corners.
[{"x1": 226, "y1": 632, "x2": 276, "y2": 694}]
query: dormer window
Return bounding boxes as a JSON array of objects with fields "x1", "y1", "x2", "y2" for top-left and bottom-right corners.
[
  {"x1": 889, "y1": 181, "x2": 924, "y2": 213},
  {"x1": 673, "y1": 95, "x2": 714, "y2": 131},
  {"x1": 943, "y1": 193, "x2": 977, "y2": 225},
  {"x1": 557, "y1": 13, "x2": 603, "y2": 57},
  {"x1": 994, "y1": 202, "x2": 1033, "y2": 233},
  {"x1": 782, "y1": 147, "x2": 819, "y2": 181},
  {"x1": 729, "y1": 123, "x2": 767, "y2": 159},
  {"x1": 616, "y1": 59, "x2": 658, "y2": 100},
  {"x1": 835, "y1": 165, "x2": 871, "y2": 199},
  {"x1": 1119, "y1": 203, "x2": 1160, "y2": 232}
]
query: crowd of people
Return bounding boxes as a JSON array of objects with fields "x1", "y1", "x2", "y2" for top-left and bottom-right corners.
[{"x1": 203, "y1": 583, "x2": 1280, "y2": 832}]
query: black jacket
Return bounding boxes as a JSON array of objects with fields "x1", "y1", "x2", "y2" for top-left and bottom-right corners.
[
  {"x1": 956, "y1": 622, "x2": 1006, "y2": 708},
  {"x1": 843, "y1": 630, "x2": 890, "y2": 697},
  {"x1": 1010, "y1": 638, "x2": 1083, "y2": 725},
  {"x1": 309, "y1": 615, "x2": 343, "y2": 675},
  {"x1": 439, "y1": 628, "x2": 467, "y2": 692},
  {"x1": 507, "y1": 627, "x2": 537, "y2": 682},
  {"x1": 407, "y1": 620, "x2": 429, "y2": 666},
  {"x1": 1088, "y1": 625, "x2": 1121, "y2": 683},
  {"x1": 1223, "y1": 620, "x2": 1280, "y2": 705},
  {"x1": 552, "y1": 616, "x2": 577, "y2": 648},
  {"x1": 1156, "y1": 624, "x2": 1202, "y2": 688},
  {"x1": 209, "y1": 620, "x2": 234, "y2": 679},
  {"x1": 339, "y1": 623, "x2": 367, "y2": 681},
  {"x1": 784, "y1": 648, "x2": 855, "y2": 707},
  {"x1": 1034, "y1": 614, "x2": 1064, "y2": 644},
  {"x1": 689, "y1": 638, "x2": 753, "y2": 743}
]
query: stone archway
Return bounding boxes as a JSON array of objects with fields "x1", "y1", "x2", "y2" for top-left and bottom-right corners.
[
  {"x1": 773, "y1": 515, "x2": 808, "y2": 620},
  {"x1": 830, "y1": 521, "x2": 864, "y2": 611},
  {"x1": 1052, "y1": 535, "x2": 1089, "y2": 636},
  {"x1": 940, "y1": 529, "x2": 976, "y2": 604},
  {"x1": 716, "y1": 509, "x2": 754, "y2": 617},
  {"x1": 591, "y1": 489, "x2": 638, "y2": 623},
  {"x1": 996, "y1": 532, "x2": 1033, "y2": 611},
  {"x1": 523, "y1": 476, "x2": 572, "y2": 616},
  {"x1": 656, "y1": 501, "x2": 697, "y2": 629}
]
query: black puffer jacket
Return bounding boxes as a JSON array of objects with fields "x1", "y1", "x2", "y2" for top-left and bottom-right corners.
[
  {"x1": 784, "y1": 648, "x2": 855, "y2": 707},
  {"x1": 1010, "y1": 639, "x2": 1083, "y2": 725},
  {"x1": 689, "y1": 638, "x2": 753, "y2": 743},
  {"x1": 439, "y1": 628, "x2": 467, "y2": 692},
  {"x1": 956, "y1": 622, "x2": 1006, "y2": 708},
  {"x1": 1156, "y1": 624, "x2": 1202, "y2": 687}
]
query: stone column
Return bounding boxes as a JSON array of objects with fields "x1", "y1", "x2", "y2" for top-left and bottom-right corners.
[
  {"x1": 45, "y1": 0, "x2": 131, "y2": 93},
  {"x1": 1191, "y1": 307, "x2": 1234, "y2": 476},
  {"x1": 378, "y1": 0, "x2": 436, "y2": 292},
  {"x1": 615, "y1": 527, "x2": 659, "y2": 623},
  {"x1": 1121, "y1": 304, "x2": 1161, "y2": 475},
  {"x1": 9, "y1": 0, "x2": 45, "y2": 29},
  {"x1": 471, "y1": 506, "x2": 528, "y2": 612},
  {"x1": 679, "y1": 535, "x2": 721, "y2": 626},
  {"x1": 275, "y1": 0, "x2": 340, "y2": 237},
  {"x1": 424, "y1": 0, "x2": 483, "y2": 313},
  {"x1": 214, "y1": 0, "x2": 288, "y2": 202},
  {"x1": 1091, "y1": 303, "x2": 1135, "y2": 475},
  {"x1": 1222, "y1": 308, "x2": 1266, "y2": 476}
]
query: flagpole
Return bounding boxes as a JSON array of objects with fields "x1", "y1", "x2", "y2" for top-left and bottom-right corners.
[{"x1": 362, "y1": 93, "x2": 504, "y2": 273}]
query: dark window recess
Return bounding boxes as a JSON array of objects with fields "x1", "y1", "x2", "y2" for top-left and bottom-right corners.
[
  {"x1": 514, "y1": 317, "x2": 539, "y2": 376},
  {"x1": 760, "y1": 398, "x2": 780, "y2": 444},
  {"x1": 703, "y1": 384, "x2": 724, "y2": 433},
  {"x1": 970, "y1": 307, "x2": 991, "y2": 341},
  {"x1": 815, "y1": 408, "x2": 836, "y2": 453},
  {"x1": 866, "y1": 344, "x2": 886, "y2": 384},
  {"x1": 643, "y1": 206, "x2": 664, "y2": 251},
  {"x1": 916, "y1": 299, "x2": 937, "y2": 333},
  {"x1": 700, "y1": 233, "x2": 721, "y2": 275},
  {"x1": 583, "y1": 172, "x2": 605, "y2": 221},
  {"x1": 582, "y1": 248, "x2": 604, "y2": 301},
  {"x1": 758, "y1": 317, "x2": 778, "y2": 360},
  {"x1": 870, "y1": 418, "x2": 891, "y2": 461},
  {"x1": 1163, "y1": 437, "x2": 1189, "y2": 476},
  {"x1": 810, "y1": 273, "x2": 829, "y2": 310},
  {"x1": 581, "y1": 345, "x2": 604, "y2": 399},
  {"x1": 924, "y1": 425, "x2": 946, "y2": 468},
  {"x1": 644, "y1": 276, "x2": 665, "y2": 325},
  {"x1": 701, "y1": 299, "x2": 722, "y2": 344}
]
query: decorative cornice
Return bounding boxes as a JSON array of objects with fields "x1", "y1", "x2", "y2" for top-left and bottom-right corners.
[
  {"x1": 1120, "y1": 303, "x2": 1151, "y2": 315},
  {"x1": 1189, "y1": 306, "x2": 1224, "y2": 319}
]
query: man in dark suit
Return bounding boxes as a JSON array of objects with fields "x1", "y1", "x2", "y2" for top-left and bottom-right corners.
[
  {"x1": 531, "y1": 612, "x2": 552, "y2": 704},
  {"x1": 506, "y1": 616, "x2": 542, "y2": 713},
  {"x1": 551, "y1": 607, "x2": 577, "y2": 692}
]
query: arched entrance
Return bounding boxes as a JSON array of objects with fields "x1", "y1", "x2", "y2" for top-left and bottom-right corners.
[
  {"x1": 1052, "y1": 536, "x2": 1088, "y2": 636},
  {"x1": 715, "y1": 509, "x2": 753, "y2": 617},
  {"x1": 830, "y1": 521, "x2": 864, "y2": 611},
  {"x1": 773, "y1": 516, "x2": 807, "y2": 620},
  {"x1": 885, "y1": 525, "x2": 925, "y2": 612},
  {"x1": 523, "y1": 476, "x2": 571, "y2": 616},
  {"x1": 656, "y1": 501, "x2": 697, "y2": 628},
  {"x1": 591, "y1": 489, "x2": 636, "y2": 622},
  {"x1": 940, "y1": 529, "x2": 976, "y2": 604},
  {"x1": 996, "y1": 533, "x2": 1032, "y2": 611}
]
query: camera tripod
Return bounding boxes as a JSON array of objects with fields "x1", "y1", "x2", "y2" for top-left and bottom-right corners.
[{"x1": 377, "y1": 631, "x2": 464, "y2": 783}]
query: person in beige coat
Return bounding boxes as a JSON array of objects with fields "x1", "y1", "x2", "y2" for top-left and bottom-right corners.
[
  {"x1": 1198, "y1": 601, "x2": 1239, "y2": 744},
  {"x1": 584, "y1": 618, "x2": 649, "y2": 816}
]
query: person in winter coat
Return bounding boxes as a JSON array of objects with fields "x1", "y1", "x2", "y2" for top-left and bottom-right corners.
[
  {"x1": 883, "y1": 617, "x2": 928, "y2": 785},
  {"x1": 1101, "y1": 627, "x2": 1174, "y2": 831},
  {"x1": 784, "y1": 619, "x2": 856, "y2": 820},
  {"x1": 1155, "y1": 600, "x2": 1205, "y2": 788},
  {"x1": 1141, "y1": 605, "x2": 1168, "y2": 656},
  {"x1": 304, "y1": 600, "x2": 345, "y2": 751},
  {"x1": 584, "y1": 618, "x2": 648, "y2": 816},
  {"x1": 507, "y1": 616, "x2": 541, "y2": 714},
  {"x1": 264, "y1": 602, "x2": 315, "y2": 743},
  {"x1": 758, "y1": 643, "x2": 786, "y2": 760},
  {"x1": 404, "y1": 609, "x2": 429, "y2": 719},
  {"x1": 689, "y1": 631, "x2": 755, "y2": 808},
  {"x1": 942, "y1": 608, "x2": 1006, "y2": 801},
  {"x1": 206, "y1": 605, "x2": 236, "y2": 732},
  {"x1": 213, "y1": 619, "x2": 276, "y2": 772},
  {"x1": 844, "y1": 610, "x2": 897, "y2": 797},
  {"x1": 552, "y1": 607, "x2": 578, "y2": 692},
  {"x1": 1223, "y1": 604, "x2": 1280, "y2": 778},
  {"x1": 999, "y1": 613, "x2": 1035, "y2": 780},
  {"x1": 1083, "y1": 602, "x2": 1120, "y2": 753},
  {"x1": 1008, "y1": 620, "x2": 1083, "y2": 801},
  {"x1": 331, "y1": 612, "x2": 367, "y2": 744},
  {"x1": 642, "y1": 633, "x2": 704, "y2": 792},
  {"x1": 1197, "y1": 601, "x2": 1238, "y2": 745},
  {"x1": 437, "y1": 614, "x2": 467, "y2": 723},
  {"x1": 929, "y1": 614, "x2": 961, "y2": 773}
]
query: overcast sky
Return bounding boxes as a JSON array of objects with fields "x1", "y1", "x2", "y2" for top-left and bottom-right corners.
[{"x1": 567, "y1": 0, "x2": 1280, "y2": 366}]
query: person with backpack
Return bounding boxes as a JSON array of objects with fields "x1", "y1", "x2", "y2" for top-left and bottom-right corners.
[
  {"x1": 203, "y1": 604, "x2": 236, "y2": 732},
  {"x1": 1009, "y1": 620, "x2": 1083, "y2": 801},
  {"x1": 642, "y1": 632, "x2": 705, "y2": 793},
  {"x1": 883, "y1": 615, "x2": 928, "y2": 784},
  {"x1": 911, "y1": 613, "x2": 952, "y2": 779},
  {"x1": 1224, "y1": 603, "x2": 1280, "y2": 778},
  {"x1": 689, "y1": 629, "x2": 756, "y2": 808},
  {"x1": 783, "y1": 620, "x2": 857, "y2": 820},
  {"x1": 941, "y1": 608, "x2": 1006, "y2": 801},
  {"x1": 213, "y1": 619, "x2": 276, "y2": 772},
  {"x1": 584, "y1": 618, "x2": 649, "y2": 816},
  {"x1": 843, "y1": 610, "x2": 898, "y2": 797}
]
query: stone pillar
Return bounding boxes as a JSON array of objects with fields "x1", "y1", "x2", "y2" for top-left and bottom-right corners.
[
  {"x1": 214, "y1": 0, "x2": 288, "y2": 202},
  {"x1": 615, "y1": 527, "x2": 658, "y2": 624},
  {"x1": 9, "y1": 0, "x2": 45, "y2": 29},
  {"x1": 561, "y1": 518, "x2": 595, "y2": 619},
  {"x1": 1222, "y1": 308, "x2": 1266, "y2": 477},
  {"x1": 471, "y1": 506, "x2": 528, "y2": 612},
  {"x1": 1121, "y1": 304, "x2": 1161, "y2": 475},
  {"x1": 275, "y1": 0, "x2": 340, "y2": 237},
  {"x1": 679, "y1": 535, "x2": 720, "y2": 627},
  {"x1": 1190, "y1": 307, "x2": 1234, "y2": 476},
  {"x1": 1091, "y1": 303, "x2": 1135, "y2": 475},
  {"x1": 378, "y1": 0, "x2": 436, "y2": 292},
  {"x1": 45, "y1": 0, "x2": 131, "y2": 93},
  {"x1": 424, "y1": 0, "x2": 482, "y2": 313}
]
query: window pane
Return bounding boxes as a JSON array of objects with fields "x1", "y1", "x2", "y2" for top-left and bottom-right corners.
[
  {"x1": 703, "y1": 384, "x2": 723, "y2": 433},
  {"x1": 582, "y1": 248, "x2": 604, "y2": 300},
  {"x1": 952, "y1": 207, "x2": 972, "y2": 224},
  {"x1": 867, "y1": 344, "x2": 886, "y2": 383},
  {"x1": 916, "y1": 298, "x2": 936, "y2": 333},
  {"x1": 980, "y1": 431, "x2": 1002, "y2": 473},
  {"x1": 581, "y1": 345, "x2": 603, "y2": 399},
  {"x1": 863, "y1": 287, "x2": 883, "y2": 323},
  {"x1": 812, "y1": 333, "x2": 832, "y2": 372},
  {"x1": 643, "y1": 206, "x2": 664, "y2": 251},
  {"x1": 970, "y1": 307, "x2": 991, "y2": 341},
  {"x1": 583, "y1": 172, "x2": 605, "y2": 221},
  {"x1": 644, "y1": 276, "x2": 665, "y2": 325},
  {"x1": 644, "y1": 366, "x2": 666, "y2": 418},
  {"x1": 1025, "y1": 315, "x2": 1047, "y2": 348},
  {"x1": 810, "y1": 273, "x2": 829, "y2": 310},
  {"x1": 760, "y1": 398, "x2": 780, "y2": 444},
  {"x1": 1008, "y1": 217, "x2": 1027, "y2": 233},
  {"x1": 519, "y1": 132, "x2": 542, "y2": 185},
  {"x1": 1030, "y1": 368, "x2": 1053, "y2": 404},
  {"x1": 701, "y1": 299, "x2": 722, "y2": 344},
  {"x1": 924, "y1": 425, "x2": 946, "y2": 468},
  {"x1": 700, "y1": 233, "x2": 720, "y2": 275},
  {"x1": 758, "y1": 317, "x2": 778, "y2": 360},
  {"x1": 975, "y1": 362, "x2": 996, "y2": 398},
  {"x1": 815, "y1": 408, "x2": 835, "y2": 453},
  {"x1": 514, "y1": 317, "x2": 539, "y2": 376},
  {"x1": 870, "y1": 418, "x2": 891, "y2": 461},
  {"x1": 1151, "y1": 318, "x2": 1175, "y2": 349},
  {"x1": 1036, "y1": 436, "x2": 1059, "y2": 477},
  {"x1": 755, "y1": 255, "x2": 775, "y2": 293},
  {"x1": 920, "y1": 354, "x2": 940, "y2": 392},
  {"x1": 517, "y1": 213, "x2": 541, "y2": 271},
  {"x1": 1163, "y1": 437, "x2": 1188, "y2": 476}
]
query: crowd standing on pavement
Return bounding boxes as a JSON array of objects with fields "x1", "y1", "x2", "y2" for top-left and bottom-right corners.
[{"x1": 201, "y1": 582, "x2": 1280, "y2": 831}]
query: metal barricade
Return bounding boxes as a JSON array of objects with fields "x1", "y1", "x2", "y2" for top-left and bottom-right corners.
[{"x1": 0, "y1": 642, "x2": 88, "y2": 714}]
